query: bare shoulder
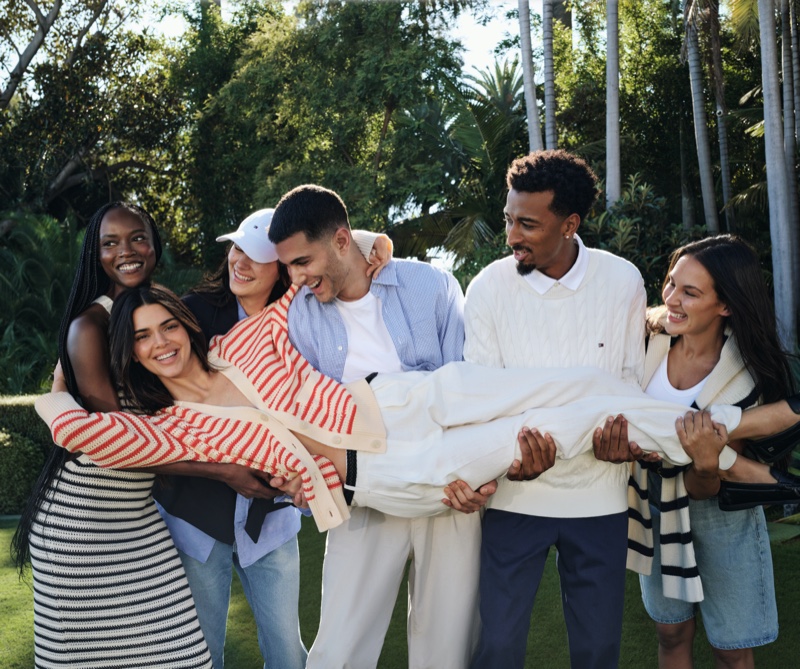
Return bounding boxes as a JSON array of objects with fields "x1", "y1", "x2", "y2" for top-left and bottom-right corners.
[
  {"x1": 66, "y1": 304, "x2": 112, "y2": 370},
  {"x1": 67, "y1": 304, "x2": 110, "y2": 347}
]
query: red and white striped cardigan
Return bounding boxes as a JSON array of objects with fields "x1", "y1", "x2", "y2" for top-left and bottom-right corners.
[{"x1": 35, "y1": 286, "x2": 387, "y2": 531}]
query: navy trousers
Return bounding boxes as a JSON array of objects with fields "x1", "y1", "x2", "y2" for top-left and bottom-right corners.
[{"x1": 470, "y1": 509, "x2": 628, "y2": 669}]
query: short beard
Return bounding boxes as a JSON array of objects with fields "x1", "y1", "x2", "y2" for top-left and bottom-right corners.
[{"x1": 515, "y1": 260, "x2": 536, "y2": 276}]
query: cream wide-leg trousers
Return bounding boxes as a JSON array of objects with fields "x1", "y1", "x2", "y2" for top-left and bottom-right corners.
[{"x1": 352, "y1": 363, "x2": 741, "y2": 517}]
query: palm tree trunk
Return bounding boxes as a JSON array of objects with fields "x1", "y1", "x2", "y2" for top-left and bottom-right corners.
[
  {"x1": 791, "y1": 0, "x2": 800, "y2": 140},
  {"x1": 543, "y1": 0, "x2": 558, "y2": 149},
  {"x1": 708, "y1": 1, "x2": 735, "y2": 230},
  {"x1": 781, "y1": 0, "x2": 800, "y2": 316},
  {"x1": 685, "y1": 5, "x2": 720, "y2": 233},
  {"x1": 759, "y1": 0, "x2": 798, "y2": 348},
  {"x1": 518, "y1": 0, "x2": 544, "y2": 152},
  {"x1": 680, "y1": 118, "x2": 698, "y2": 230},
  {"x1": 606, "y1": 0, "x2": 621, "y2": 209}
]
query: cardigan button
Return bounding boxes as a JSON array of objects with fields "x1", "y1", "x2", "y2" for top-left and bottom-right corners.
[
  {"x1": 333, "y1": 436, "x2": 342, "y2": 445},
  {"x1": 371, "y1": 440, "x2": 382, "y2": 449}
]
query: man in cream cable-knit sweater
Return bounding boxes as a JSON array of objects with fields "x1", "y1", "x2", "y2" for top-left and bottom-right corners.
[{"x1": 467, "y1": 150, "x2": 647, "y2": 669}]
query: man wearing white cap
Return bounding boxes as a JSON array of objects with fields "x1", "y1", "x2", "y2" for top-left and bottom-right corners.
[{"x1": 154, "y1": 208, "x2": 391, "y2": 669}]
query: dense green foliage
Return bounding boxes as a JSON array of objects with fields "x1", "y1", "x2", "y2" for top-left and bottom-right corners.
[
  {"x1": 0, "y1": 395, "x2": 52, "y2": 514},
  {"x1": 0, "y1": 431, "x2": 44, "y2": 515}
]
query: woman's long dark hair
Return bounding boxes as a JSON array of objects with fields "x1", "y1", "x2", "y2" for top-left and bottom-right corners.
[
  {"x1": 652, "y1": 234, "x2": 795, "y2": 404},
  {"x1": 12, "y1": 202, "x2": 162, "y2": 574},
  {"x1": 110, "y1": 284, "x2": 210, "y2": 414},
  {"x1": 186, "y1": 243, "x2": 291, "y2": 308}
]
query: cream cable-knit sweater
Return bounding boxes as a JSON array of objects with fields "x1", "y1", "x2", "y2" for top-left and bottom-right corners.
[{"x1": 464, "y1": 250, "x2": 647, "y2": 517}]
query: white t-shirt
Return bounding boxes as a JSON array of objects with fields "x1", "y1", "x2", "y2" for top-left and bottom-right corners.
[
  {"x1": 644, "y1": 355, "x2": 708, "y2": 406},
  {"x1": 335, "y1": 291, "x2": 403, "y2": 383}
]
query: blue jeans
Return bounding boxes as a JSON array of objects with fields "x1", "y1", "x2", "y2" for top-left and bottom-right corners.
[{"x1": 178, "y1": 537, "x2": 307, "y2": 669}]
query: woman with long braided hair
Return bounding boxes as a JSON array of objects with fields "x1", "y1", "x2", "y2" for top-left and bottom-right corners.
[{"x1": 12, "y1": 202, "x2": 214, "y2": 668}]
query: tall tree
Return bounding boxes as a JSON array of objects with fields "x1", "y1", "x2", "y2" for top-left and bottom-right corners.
[
  {"x1": 758, "y1": 0, "x2": 798, "y2": 347},
  {"x1": 684, "y1": 1, "x2": 720, "y2": 232},
  {"x1": 389, "y1": 59, "x2": 528, "y2": 260},
  {"x1": 201, "y1": 1, "x2": 466, "y2": 248},
  {"x1": 518, "y1": 0, "x2": 544, "y2": 151},
  {"x1": 707, "y1": 0, "x2": 736, "y2": 230},
  {"x1": 0, "y1": 0, "x2": 119, "y2": 113},
  {"x1": 606, "y1": 0, "x2": 621, "y2": 208},
  {"x1": 0, "y1": 0, "x2": 184, "y2": 222},
  {"x1": 781, "y1": 0, "x2": 800, "y2": 316},
  {"x1": 543, "y1": 0, "x2": 557, "y2": 148},
  {"x1": 679, "y1": 119, "x2": 698, "y2": 230},
  {"x1": 791, "y1": 0, "x2": 800, "y2": 140}
]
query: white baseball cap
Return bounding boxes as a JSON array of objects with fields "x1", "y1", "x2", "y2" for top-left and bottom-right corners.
[{"x1": 215, "y1": 208, "x2": 279, "y2": 263}]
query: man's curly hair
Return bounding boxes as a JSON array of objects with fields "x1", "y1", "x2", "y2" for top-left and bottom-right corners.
[{"x1": 506, "y1": 150, "x2": 599, "y2": 222}]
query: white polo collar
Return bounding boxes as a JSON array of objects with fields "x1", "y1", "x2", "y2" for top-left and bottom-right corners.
[{"x1": 523, "y1": 234, "x2": 588, "y2": 295}]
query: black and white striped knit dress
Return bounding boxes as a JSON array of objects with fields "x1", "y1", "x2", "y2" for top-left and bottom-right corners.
[
  {"x1": 29, "y1": 295, "x2": 212, "y2": 668},
  {"x1": 30, "y1": 458, "x2": 212, "y2": 668}
]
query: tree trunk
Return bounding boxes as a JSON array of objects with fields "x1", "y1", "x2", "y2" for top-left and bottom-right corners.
[
  {"x1": 543, "y1": 0, "x2": 557, "y2": 149},
  {"x1": 708, "y1": 1, "x2": 735, "y2": 230},
  {"x1": 680, "y1": 118, "x2": 697, "y2": 231},
  {"x1": 781, "y1": 0, "x2": 800, "y2": 316},
  {"x1": 518, "y1": 0, "x2": 544, "y2": 152},
  {"x1": 759, "y1": 0, "x2": 798, "y2": 348},
  {"x1": 685, "y1": 7, "x2": 720, "y2": 232},
  {"x1": 0, "y1": 0, "x2": 64, "y2": 111},
  {"x1": 606, "y1": 0, "x2": 621, "y2": 208},
  {"x1": 791, "y1": 0, "x2": 800, "y2": 141}
]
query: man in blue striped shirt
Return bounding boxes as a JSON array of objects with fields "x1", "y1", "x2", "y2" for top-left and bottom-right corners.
[{"x1": 270, "y1": 184, "x2": 485, "y2": 669}]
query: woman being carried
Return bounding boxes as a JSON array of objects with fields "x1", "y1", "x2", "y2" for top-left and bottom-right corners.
[{"x1": 36, "y1": 283, "x2": 800, "y2": 531}]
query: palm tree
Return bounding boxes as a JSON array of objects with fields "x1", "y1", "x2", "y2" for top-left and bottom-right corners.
[
  {"x1": 781, "y1": 0, "x2": 800, "y2": 257},
  {"x1": 389, "y1": 60, "x2": 527, "y2": 261},
  {"x1": 518, "y1": 0, "x2": 544, "y2": 151},
  {"x1": 707, "y1": 0, "x2": 736, "y2": 230},
  {"x1": 680, "y1": 119, "x2": 698, "y2": 230},
  {"x1": 758, "y1": 0, "x2": 798, "y2": 347},
  {"x1": 684, "y1": 1, "x2": 720, "y2": 233},
  {"x1": 543, "y1": 0, "x2": 557, "y2": 149},
  {"x1": 790, "y1": 0, "x2": 800, "y2": 140},
  {"x1": 606, "y1": 0, "x2": 621, "y2": 208}
]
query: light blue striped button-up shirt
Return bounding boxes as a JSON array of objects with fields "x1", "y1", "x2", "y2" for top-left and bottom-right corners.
[{"x1": 287, "y1": 259, "x2": 465, "y2": 381}]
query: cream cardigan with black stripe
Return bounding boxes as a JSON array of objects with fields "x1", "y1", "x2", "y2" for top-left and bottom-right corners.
[{"x1": 627, "y1": 328, "x2": 758, "y2": 602}]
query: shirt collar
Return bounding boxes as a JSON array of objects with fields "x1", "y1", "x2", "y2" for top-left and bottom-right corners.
[{"x1": 522, "y1": 234, "x2": 588, "y2": 295}]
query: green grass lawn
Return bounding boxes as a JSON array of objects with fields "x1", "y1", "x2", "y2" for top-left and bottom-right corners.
[{"x1": 3, "y1": 515, "x2": 799, "y2": 668}]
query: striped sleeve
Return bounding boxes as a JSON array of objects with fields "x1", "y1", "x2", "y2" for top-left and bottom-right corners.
[
  {"x1": 35, "y1": 392, "x2": 349, "y2": 531},
  {"x1": 211, "y1": 287, "x2": 358, "y2": 433}
]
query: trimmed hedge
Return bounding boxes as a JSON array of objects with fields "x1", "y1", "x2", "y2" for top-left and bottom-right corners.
[{"x1": 0, "y1": 395, "x2": 52, "y2": 514}]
